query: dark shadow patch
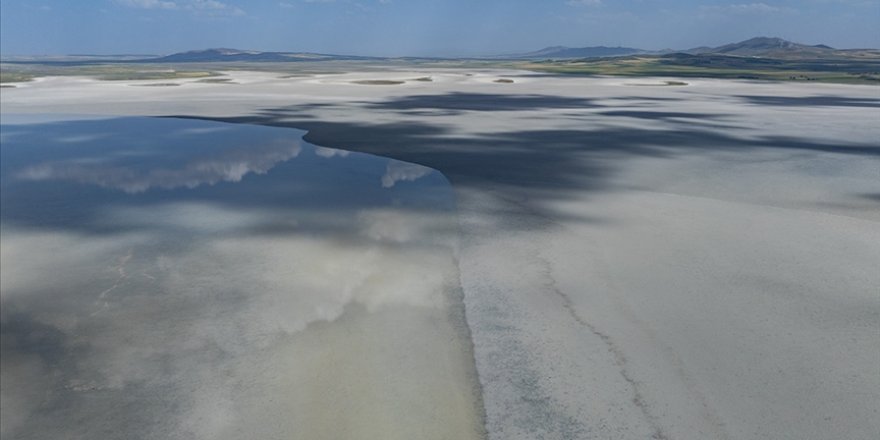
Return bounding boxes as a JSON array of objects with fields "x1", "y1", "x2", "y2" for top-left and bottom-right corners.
[
  {"x1": 736, "y1": 95, "x2": 880, "y2": 108},
  {"x1": 8, "y1": 91, "x2": 877, "y2": 235},
  {"x1": 362, "y1": 92, "x2": 602, "y2": 112},
  {"x1": 606, "y1": 96, "x2": 684, "y2": 102},
  {"x1": 598, "y1": 110, "x2": 729, "y2": 121},
  {"x1": 168, "y1": 94, "x2": 878, "y2": 229},
  {"x1": 1, "y1": 311, "x2": 70, "y2": 367},
  {"x1": 352, "y1": 80, "x2": 405, "y2": 85}
]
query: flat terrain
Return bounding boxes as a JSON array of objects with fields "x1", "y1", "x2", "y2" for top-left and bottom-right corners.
[
  {"x1": 519, "y1": 53, "x2": 880, "y2": 84},
  {"x1": 3, "y1": 49, "x2": 880, "y2": 85},
  {"x1": 2, "y1": 69, "x2": 879, "y2": 440}
]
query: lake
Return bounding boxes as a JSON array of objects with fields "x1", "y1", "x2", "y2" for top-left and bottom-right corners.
[{"x1": 0, "y1": 115, "x2": 484, "y2": 440}]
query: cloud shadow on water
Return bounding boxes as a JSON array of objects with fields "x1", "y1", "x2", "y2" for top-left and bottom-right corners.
[
  {"x1": 167, "y1": 92, "x2": 879, "y2": 229},
  {"x1": 735, "y1": 95, "x2": 880, "y2": 108}
]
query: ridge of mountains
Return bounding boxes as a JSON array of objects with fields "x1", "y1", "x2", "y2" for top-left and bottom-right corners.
[
  {"x1": 498, "y1": 45, "x2": 646, "y2": 59},
  {"x1": 151, "y1": 37, "x2": 877, "y2": 62},
  {"x1": 685, "y1": 37, "x2": 844, "y2": 57},
  {"x1": 3, "y1": 37, "x2": 877, "y2": 64},
  {"x1": 505, "y1": 37, "x2": 876, "y2": 60},
  {"x1": 150, "y1": 48, "x2": 375, "y2": 62}
]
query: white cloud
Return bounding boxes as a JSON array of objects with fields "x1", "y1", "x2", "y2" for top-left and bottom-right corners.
[
  {"x1": 188, "y1": 0, "x2": 245, "y2": 15},
  {"x1": 115, "y1": 0, "x2": 245, "y2": 15},
  {"x1": 115, "y1": 0, "x2": 179, "y2": 9},
  {"x1": 701, "y1": 2, "x2": 785, "y2": 14},
  {"x1": 566, "y1": 0, "x2": 601, "y2": 6}
]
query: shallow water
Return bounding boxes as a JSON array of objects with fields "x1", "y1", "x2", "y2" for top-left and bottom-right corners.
[{"x1": 0, "y1": 115, "x2": 484, "y2": 439}]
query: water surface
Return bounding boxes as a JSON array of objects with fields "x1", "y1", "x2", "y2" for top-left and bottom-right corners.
[{"x1": 0, "y1": 115, "x2": 484, "y2": 440}]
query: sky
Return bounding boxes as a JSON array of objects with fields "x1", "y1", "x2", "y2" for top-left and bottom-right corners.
[{"x1": 1, "y1": 0, "x2": 878, "y2": 56}]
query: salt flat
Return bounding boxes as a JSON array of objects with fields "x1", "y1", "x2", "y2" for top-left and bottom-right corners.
[{"x1": 2, "y1": 69, "x2": 879, "y2": 439}]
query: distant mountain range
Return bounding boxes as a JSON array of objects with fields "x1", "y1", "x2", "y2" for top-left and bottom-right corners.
[
  {"x1": 683, "y1": 37, "x2": 845, "y2": 57},
  {"x1": 3, "y1": 37, "x2": 876, "y2": 64},
  {"x1": 149, "y1": 48, "x2": 375, "y2": 63},
  {"x1": 497, "y1": 37, "x2": 876, "y2": 60},
  {"x1": 496, "y1": 45, "x2": 647, "y2": 59},
  {"x1": 150, "y1": 37, "x2": 867, "y2": 63}
]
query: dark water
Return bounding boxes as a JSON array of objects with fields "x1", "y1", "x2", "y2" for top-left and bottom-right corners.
[
  {"x1": 0, "y1": 115, "x2": 454, "y2": 232},
  {"x1": 0, "y1": 115, "x2": 483, "y2": 440}
]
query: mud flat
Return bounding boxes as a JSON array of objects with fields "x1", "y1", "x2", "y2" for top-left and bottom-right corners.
[{"x1": 2, "y1": 69, "x2": 879, "y2": 440}]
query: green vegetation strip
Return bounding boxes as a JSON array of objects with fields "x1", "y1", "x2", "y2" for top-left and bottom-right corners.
[
  {"x1": 518, "y1": 55, "x2": 880, "y2": 85},
  {"x1": 2, "y1": 55, "x2": 878, "y2": 85},
  {"x1": 0, "y1": 72, "x2": 34, "y2": 83},
  {"x1": 1, "y1": 63, "x2": 220, "y2": 82}
]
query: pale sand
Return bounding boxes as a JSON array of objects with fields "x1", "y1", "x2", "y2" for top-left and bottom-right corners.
[{"x1": 2, "y1": 69, "x2": 879, "y2": 439}]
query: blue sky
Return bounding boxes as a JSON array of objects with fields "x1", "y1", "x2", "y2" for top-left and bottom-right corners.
[{"x1": 1, "y1": 0, "x2": 878, "y2": 56}]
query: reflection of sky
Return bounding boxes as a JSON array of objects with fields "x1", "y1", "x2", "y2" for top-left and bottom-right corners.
[
  {"x1": 1, "y1": 117, "x2": 455, "y2": 232},
  {"x1": 0, "y1": 116, "x2": 481, "y2": 440},
  {"x1": 314, "y1": 145, "x2": 350, "y2": 158},
  {"x1": 382, "y1": 159, "x2": 433, "y2": 188},
  {"x1": 18, "y1": 138, "x2": 302, "y2": 193}
]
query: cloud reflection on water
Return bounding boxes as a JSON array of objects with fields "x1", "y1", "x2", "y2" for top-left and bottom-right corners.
[
  {"x1": 0, "y1": 116, "x2": 482, "y2": 440},
  {"x1": 18, "y1": 139, "x2": 302, "y2": 193},
  {"x1": 382, "y1": 159, "x2": 433, "y2": 188},
  {"x1": 314, "y1": 145, "x2": 350, "y2": 158}
]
